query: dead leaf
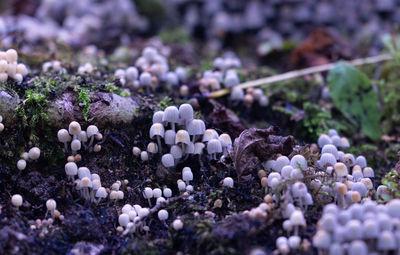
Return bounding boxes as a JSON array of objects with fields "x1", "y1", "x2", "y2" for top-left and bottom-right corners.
[{"x1": 231, "y1": 127, "x2": 294, "y2": 179}]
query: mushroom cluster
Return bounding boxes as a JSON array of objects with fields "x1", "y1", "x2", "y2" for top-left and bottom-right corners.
[
  {"x1": 313, "y1": 199, "x2": 400, "y2": 254},
  {"x1": 58, "y1": 122, "x2": 103, "y2": 157},
  {"x1": 199, "y1": 53, "x2": 241, "y2": 93},
  {"x1": 0, "y1": 49, "x2": 29, "y2": 83},
  {"x1": 230, "y1": 87, "x2": 269, "y2": 107},
  {"x1": 65, "y1": 162, "x2": 111, "y2": 203},
  {"x1": 142, "y1": 186, "x2": 172, "y2": 207},
  {"x1": 17, "y1": 147, "x2": 41, "y2": 171},
  {"x1": 115, "y1": 46, "x2": 187, "y2": 93},
  {"x1": 140, "y1": 103, "x2": 232, "y2": 168},
  {"x1": 42, "y1": 60, "x2": 66, "y2": 73}
]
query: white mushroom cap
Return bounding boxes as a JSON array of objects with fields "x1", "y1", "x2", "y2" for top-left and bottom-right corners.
[
  {"x1": 175, "y1": 130, "x2": 190, "y2": 145},
  {"x1": 152, "y1": 111, "x2": 164, "y2": 124},
  {"x1": 351, "y1": 182, "x2": 367, "y2": 197},
  {"x1": 178, "y1": 104, "x2": 194, "y2": 122},
  {"x1": 65, "y1": 162, "x2": 78, "y2": 176},
  {"x1": 140, "y1": 151, "x2": 149, "y2": 161},
  {"x1": 355, "y1": 156, "x2": 367, "y2": 168},
  {"x1": 312, "y1": 230, "x2": 331, "y2": 249},
  {"x1": 161, "y1": 154, "x2": 174, "y2": 168},
  {"x1": 291, "y1": 182, "x2": 308, "y2": 198},
  {"x1": 28, "y1": 147, "x2": 40, "y2": 160},
  {"x1": 377, "y1": 230, "x2": 397, "y2": 251},
  {"x1": 138, "y1": 208, "x2": 150, "y2": 218},
  {"x1": 345, "y1": 220, "x2": 363, "y2": 240},
  {"x1": 117, "y1": 191, "x2": 124, "y2": 200},
  {"x1": 46, "y1": 199, "x2": 56, "y2": 211},
  {"x1": 317, "y1": 134, "x2": 332, "y2": 148},
  {"x1": 331, "y1": 136, "x2": 342, "y2": 147},
  {"x1": 281, "y1": 165, "x2": 293, "y2": 179},
  {"x1": 78, "y1": 167, "x2": 91, "y2": 179},
  {"x1": 68, "y1": 121, "x2": 81, "y2": 136},
  {"x1": 128, "y1": 210, "x2": 137, "y2": 220},
  {"x1": 114, "y1": 69, "x2": 125, "y2": 79},
  {"x1": 58, "y1": 129, "x2": 71, "y2": 143},
  {"x1": 0, "y1": 60, "x2": 7, "y2": 72},
  {"x1": 218, "y1": 134, "x2": 232, "y2": 148},
  {"x1": 182, "y1": 171, "x2": 193, "y2": 182},
  {"x1": 362, "y1": 167, "x2": 374, "y2": 178},
  {"x1": 147, "y1": 142, "x2": 158, "y2": 154},
  {"x1": 162, "y1": 106, "x2": 179, "y2": 124},
  {"x1": 126, "y1": 66, "x2": 138, "y2": 81},
  {"x1": 230, "y1": 87, "x2": 245, "y2": 101},
  {"x1": 17, "y1": 159, "x2": 26, "y2": 170},
  {"x1": 223, "y1": 177, "x2": 234, "y2": 188},
  {"x1": 143, "y1": 187, "x2": 153, "y2": 199},
  {"x1": 170, "y1": 145, "x2": 183, "y2": 159},
  {"x1": 95, "y1": 187, "x2": 107, "y2": 198},
  {"x1": 274, "y1": 156, "x2": 290, "y2": 172},
  {"x1": 185, "y1": 142, "x2": 195, "y2": 154},
  {"x1": 87, "y1": 125, "x2": 99, "y2": 138},
  {"x1": 6, "y1": 49, "x2": 17, "y2": 63},
  {"x1": 290, "y1": 210, "x2": 306, "y2": 226},
  {"x1": 290, "y1": 155, "x2": 307, "y2": 171},
  {"x1": 158, "y1": 209, "x2": 169, "y2": 221},
  {"x1": 288, "y1": 236, "x2": 301, "y2": 249},
  {"x1": 81, "y1": 177, "x2": 92, "y2": 188},
  {"x1": 267, "y1": 172, "x2": 281, "y2": 187},
  {"x1": 194, "y1": 142, "x2": 205, "y2": 155},
  {"x1": 319, "y1": 153, "x2": 336, "y2": 168},
  {"x1": 187, "y1": 119, "x2": 206, "y2": 136},
  {"x1": 388, "y1": 199, "x2": 400, "y2": 218},
  {"x1": 163, "y1": 188, "x2": 172, "y2": 198},
  {"x1": 150, "y1": 123, "x2": 165, "y2": 139},
  {"x1": 164, "y1": 130, "x2": 176, "y2": 145},
  {"x1": 321, "y1": 144, "x2": 339, "y2": 160},
  {"x1": 363, "y1": 219, "x2": 380, "y2": 239},
  {"x1": 11, "y1": 194, "x2": 23, "y2": 207},
  {"x1": 78, "y1": 131, "x2": 88, "y2": 142},
  {"x1": 334, "y1": 162, "x2": 348, "y2": 177},
  {"x1": 319, "y1": 213, "x2": 337, "y2": 231},
  {"x1": 349, "y1": 240, "x2": 368, "y2": 255},
  {"x1": 153, "y1": 188, "x2": 162, "y2": 198},
  {"x1": 207, "y1": 139, "x2": 222, "y2": 154},
  {"x1": 118, "y1": 213, "x2": 130, "y2": 227},
  {"x1": 122, "y1": 204, "x2": 133, "y2": 214},
  {"x1": 71, "y1": 139, "x2": 81, "y2": 151},
  {"x1": 92, "y1": 179, "x2": 101, "y2": 190},
  {"x1": 172, "y1": 219, "x2": 183, "y2": 230},
  {"x1": 139, "y1": 72, "x2": 152, "y2": 86},
  {"x1": 202, "y1": 129, "x2": 219, "y2": 142}
]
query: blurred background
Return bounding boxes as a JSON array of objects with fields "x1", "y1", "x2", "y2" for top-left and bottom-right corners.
[{"x1": 0, "y1": 0, "x2": 398, "y2": 67}]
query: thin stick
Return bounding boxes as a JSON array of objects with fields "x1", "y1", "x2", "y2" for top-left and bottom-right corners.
[{"x1": 206, "y1": 53, "x2": 392, "y2": 99}]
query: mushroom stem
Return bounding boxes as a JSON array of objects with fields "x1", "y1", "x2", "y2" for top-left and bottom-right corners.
[
  {"x1": 88, "y1": 136, "x2": 95, "y2": 149},
  {"x1": 63, "y1": 142, "x2": 68, "y2": 153},
  {"x1": 147, "y1": 198, "x2": 152, "y2": 207},
  {"x1": 192, "y1": 135, "x2": 196, "y2": 143},
  {"x1": 171, "y1": 122, "x2": 175, "y2": 131},
  {"x1": 157, "y1": 136, "x2": 162, "y2": 154},
  {"x1": 294, "y1": 226, "x2": 299, "y2": 236}
]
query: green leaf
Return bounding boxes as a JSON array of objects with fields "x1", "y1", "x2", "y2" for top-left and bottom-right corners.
[{"x1": 327, "y1": 62, "x2": 381, "y2": 141}]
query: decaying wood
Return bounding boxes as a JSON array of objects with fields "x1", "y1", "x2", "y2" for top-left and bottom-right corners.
[{"x1": 0, "y1": 88, "x2": 139, "y2": 128}]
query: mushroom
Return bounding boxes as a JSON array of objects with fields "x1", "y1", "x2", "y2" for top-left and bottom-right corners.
[
  {"x1": 86, "y1": 125, "x2": 99, "y2": 149},
  {"x1": 162, "y1": 106, "x2": 179, "y2": 131},
  {"x1": 187, "y1": 119, "x2": 205, "y2": 143},
  {"x1": 57, "y1": 129, "x2": 71, "y2": 152},
  {"x1": 207, "y1": 139, "x2": 222, "y2": 160},
  {"x1": 175, "y1": 130, "x2": 190, "y2": 152},
  {"x1": 178, "y1": 103, "x2": 193, "y2": 127},
  {"x1": 150, "y1": 123, "x2": 165, "y2": 153}
]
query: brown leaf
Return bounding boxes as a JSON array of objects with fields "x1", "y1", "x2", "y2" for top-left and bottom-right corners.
[
  {"x1": 207, "y1": 100, "x2": 245, "y2": 138},
  {"x1": 231, "y1": 127, "x2": 294, "y2": 179}
]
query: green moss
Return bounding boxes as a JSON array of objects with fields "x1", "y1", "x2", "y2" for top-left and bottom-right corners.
[
  {"x1": 159, "y1": 27, "x2": 191, "y2": 45},
  {"x1": 16, "y1": 89, "x2": 49, "y2": 128},
  {"x1": 104, "y1": 82, "x2": 131, "y2": 97},
  {"x1": 78, "y1": 88, "x2": 91, "y2": 121},
  {"x1": 157, "y1": 96, "x2": 173, "y2": 110}
]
